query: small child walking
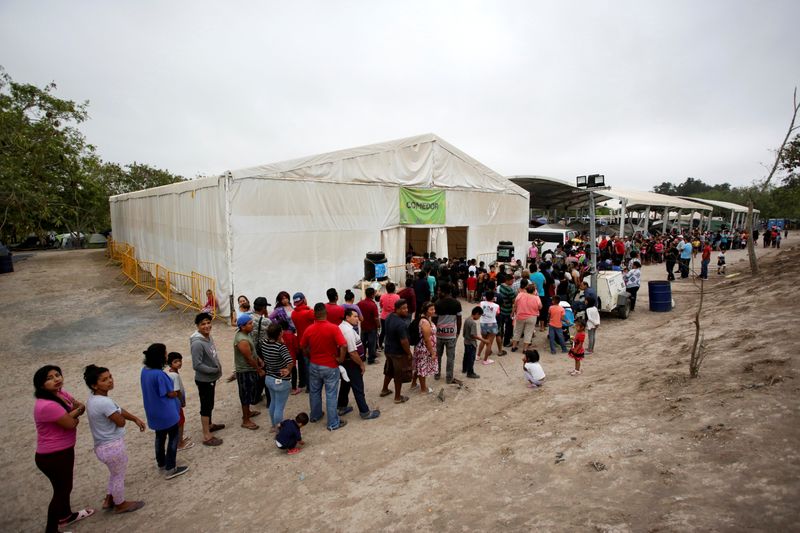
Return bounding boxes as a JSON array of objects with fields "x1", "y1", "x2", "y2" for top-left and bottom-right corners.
[
  {"x1": 166, "y1": 353, "x2": 193, "y2": 451},
  {"x1": 522, "y1": 349, "x2": 546, "y2": 388},
  {"x1": 585, "y1": 297, "x2": 600, "y2": 354},
  {"x1": 275, "y1": 412, "x2": 309, "y2": 455},
  {"x1": 547, "y1": 296, "x2": 568, "y2": 354},
  {"x1": 717, "y1": 250, "x2": 726, "y2": 275},
  {"x1": 462, "y1": 306, "x2": 487, "y2": 379},
  {"x1": 478, "y1": 291, "x2": 502, "y2": 364},
  {"x1": 568, "y1": 320, "x2": 586, "y2": 376},
  {"x1": 466, "y1": 272, "x2": 477, "y2": 302}
]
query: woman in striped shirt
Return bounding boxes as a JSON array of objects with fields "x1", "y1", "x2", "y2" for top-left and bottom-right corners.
[{"x1": 260, "y1": 323, "x2": 294, "y2": 431}]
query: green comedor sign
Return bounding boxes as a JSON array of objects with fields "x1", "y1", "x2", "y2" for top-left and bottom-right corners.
[{"x1": 399, "y1": 188, "x2": 446, "y2": 225}]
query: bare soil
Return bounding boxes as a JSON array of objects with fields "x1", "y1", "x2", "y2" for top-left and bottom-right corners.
[{"x1": 1, "y1": 242, "x2": 797, "y2": 532}]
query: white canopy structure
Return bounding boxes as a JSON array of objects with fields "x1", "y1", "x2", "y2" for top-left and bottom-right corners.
[
  {"x1": 599, "y1": 187, "x2": 712, "y2": 236},
  {"x1": 678, "y1": 197, "x2": 760, "y2": 231},
  {"x1": 110, "y1": 134, "x2": 529, "y2": 315}
]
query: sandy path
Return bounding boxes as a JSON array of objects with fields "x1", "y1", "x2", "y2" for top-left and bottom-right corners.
[{"x1": 0, "y1": 241, "x2": 797, "y2": 532}]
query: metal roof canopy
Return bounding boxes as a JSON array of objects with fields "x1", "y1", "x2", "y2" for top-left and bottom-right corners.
[
  {"x1": 678, "y1": 196, "x2": 759, "y2": 214},
  {"x1": 509, "y1": 175, "x2": 612, "y2": 211},
  {"x1": 601, "y1": 188, "x2": 712, "y2": 211}
]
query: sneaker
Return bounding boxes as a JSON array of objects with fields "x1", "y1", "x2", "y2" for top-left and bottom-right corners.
[
  {"x1": 165, "y1": 465, "x2": 189, "y2": 479},
  {"x1": 482, "y1": 359, "x2": 495, "y2": 365},
  {"x1": 337, "y1": 406, "x2": 353, "y2": 416},
  {"x1": 328, "y1": 420, "x2": 348, "y2": 431},
  {"x1": 511, "y1": 347, "x2": 518, "y2": 352},
  {"x1": 360, "y1": 409, "x2": 381, "y2": 420},
  {"x1": 309, "y1": 414, "x2": 323, "y2": 423},
  {"x1": 466, "y1": 373, "x2": 480, "y2": 379},
  {"x1": 338, "y1": 365, "x2": 350, "y2": 383}
]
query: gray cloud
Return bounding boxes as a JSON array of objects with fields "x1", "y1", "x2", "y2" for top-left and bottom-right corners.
[{"x1": 2, "y1": 0, "x2": 798, "y2": 189}]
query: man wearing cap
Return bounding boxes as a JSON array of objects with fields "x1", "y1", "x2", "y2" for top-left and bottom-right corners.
[
  {"x1": 300, "y1": 303, "x2": 348, "y2": 431},
  {"x1": 292, "y1": 292, "x2": 314, "y2": 392},
  {"x1": 234, "y1": 314, "x2": 264, "y2": 430}
]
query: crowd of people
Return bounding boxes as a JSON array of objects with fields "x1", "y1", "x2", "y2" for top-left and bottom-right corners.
[{"x1": 33, "y1": 223, "x2": 785, "y2": 531}]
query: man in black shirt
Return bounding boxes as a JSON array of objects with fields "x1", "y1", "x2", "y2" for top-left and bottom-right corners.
[{"x1": 379, "y1": 299, "x2": 413, "y2": 404}]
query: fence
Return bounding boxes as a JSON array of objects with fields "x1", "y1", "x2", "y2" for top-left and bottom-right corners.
[
  {"x1": 476, "y1": 252, "x2": 497, "y2": 267},
  {"x1": 105, "y1": 240, "x2": 220, "y2": 320}
]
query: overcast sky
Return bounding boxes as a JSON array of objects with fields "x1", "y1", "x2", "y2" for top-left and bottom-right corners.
[{"x1": 2, "y1": 0, "x2": 799, "y2": 190}]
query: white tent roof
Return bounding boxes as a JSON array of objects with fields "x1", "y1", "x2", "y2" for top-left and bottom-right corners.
[
  {"x1": 677, "y1": 196, "x2": 759, "y2": 214},
  {"x1": 603, "y1": 187, "x2": 712, "y2": 211},
  {"x1": 230, "y1": 133, "x2": 528, "y2": 197},
  {"x1": 509, "y1": 175, "x2": 612, "y2": 210}
]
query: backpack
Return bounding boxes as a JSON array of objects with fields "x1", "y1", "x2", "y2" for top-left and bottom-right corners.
[
  {"x1": 408, "y1": 318, "x2": 422, "y2": 346},
  {"x1": 562, "y1": 308, "x2": 575, "y2": 328}
]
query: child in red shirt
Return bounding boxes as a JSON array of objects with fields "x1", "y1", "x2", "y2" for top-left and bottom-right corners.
[
  {"x1": 568, "y1": 320, "x2": 586, "y2": 376},
  {"x1": 466, "y1": 272, "x2": 478, "y2": 302}
]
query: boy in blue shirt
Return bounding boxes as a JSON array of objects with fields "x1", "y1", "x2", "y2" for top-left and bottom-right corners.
[{"x1": 275, "y1": 412, "x2": 309, "y2": 455}]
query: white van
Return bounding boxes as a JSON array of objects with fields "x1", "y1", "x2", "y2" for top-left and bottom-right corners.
[{"x1": 528, "y1": 224, "x2": 579, "y2": 254}]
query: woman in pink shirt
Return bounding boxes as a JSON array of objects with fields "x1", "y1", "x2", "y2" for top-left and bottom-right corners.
[
  {"x1": 511, "y1": 282, "x2": 542, "y2": 353},
  {"x1": 378, "y1": 282, "x2": 400, "y2": 351},
  {"x1": 33, "y1": 365, "x2": 95, "y2": 532}
]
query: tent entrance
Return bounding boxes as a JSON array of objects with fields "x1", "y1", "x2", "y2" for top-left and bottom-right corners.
[
  {"x1": 447, "y1": 226, "x2": 467, "y2": 259},
  {"x1": 404, "y1": 226, "x2": 468, "y2": 259}
]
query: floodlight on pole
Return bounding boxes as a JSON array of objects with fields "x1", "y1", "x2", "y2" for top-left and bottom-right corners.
[{"x1": 576, "y1": 175, "x2": 588, "y2": 188}]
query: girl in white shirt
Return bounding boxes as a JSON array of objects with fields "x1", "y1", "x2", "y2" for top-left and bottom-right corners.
[{"x1": 585, "y1": 297, "x2": 600, "y2": 354}]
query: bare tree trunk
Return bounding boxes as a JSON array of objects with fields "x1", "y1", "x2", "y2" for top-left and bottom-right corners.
[
  {"x1": 689, "y1": 277, "x2": 706, "y2": 378},
  {"x1": 745, "y1": 201, "x2": 758, "y2": 275}
]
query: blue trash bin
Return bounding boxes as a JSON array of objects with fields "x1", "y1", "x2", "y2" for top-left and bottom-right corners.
[{"x1": 648, "y1": 280, "x2": 671, "y2": 312}]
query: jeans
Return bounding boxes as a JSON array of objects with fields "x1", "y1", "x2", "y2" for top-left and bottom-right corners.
[
  {"x1": 548, "y1": 325, "x2": 567, "y2": 353},
  {"x1": 35, "y1": 446, "x2": 74, "y2": 533},
  {"x1": 154, "y1": 422, "x2": 179, "y2": 471},
  {"x1": 338, "y1": 360, "x2": 370, "y2": 414},
  {"x1": 462, "y1": 343, "x2": 477, "y2": 375},
  {"x1": 299, "y1": 355, "x2": 310, "y2": 391},
  {"x1": 627, "y1": 286, "x2": 639, "y2": 311},
  {"x1": 361, "y1": 329, "x2": 378, "y2": 363},
  {"x1": 679, "y1": 258, "x2": 690, "y2": 278},
  {"x1": 666, "y1": 260, "x2": 676, "y2": 281},
  {"x1": 378, "y1": 318, "x2": 387, "y2": 348},
  {"x1": 436, "y1": 337, "x2": 457, "y2": 382},
  {"x1": 309, "y1": 363, "x2": 341, "y2": 430},
  {"x1": 700, "y1": 259, "x2": 709, "y2": 279},
  {"x1": 265, "y1": 376, "x2": 292, "y2": 427},
  {"x1": 498, "y1": 313, "x2": 513, "y2": 346}
]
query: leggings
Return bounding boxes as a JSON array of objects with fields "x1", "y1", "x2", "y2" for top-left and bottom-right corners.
[
  {"x1": 95, "y1": 438, "x2": 128, "y2": 505},
  {"x1": 35, "y1": 446, "x2": 74, "y2": 533}
]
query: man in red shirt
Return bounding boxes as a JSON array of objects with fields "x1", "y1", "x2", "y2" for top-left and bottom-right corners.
[
  {"x1": 397, "y1": 278, "x2": 417, "y2": 321},
  {"x1": 292, "y1": 292, "x2": 315, "y2": 392},
  {"x1": 357, "y1": 287, "x2": 380, "y2": 365},
  {"x1": 700, "y1": 240, "x2": 712, "y2": 280},
  {"x1": 300, "y1": 303, "x2": 348, "y2": 431},
  {"x1": 324, "y1": 288, "x2": 345, "y2": 325}
]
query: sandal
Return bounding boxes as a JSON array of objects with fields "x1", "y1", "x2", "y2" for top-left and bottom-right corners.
[
  {"x1": 287, "y1": 447, "x2": 302, "y2": 455},
  {"x1": 102, "y1": 495, "x2": 114, "y2": 510},
  {"x1": 393, "y1": 395, "x2": 409, "y2": 404},
  {"x1": 379, "y1": 389, "x2": 393, "y2": 397},
  {"x1": 209, "y1": 423, "x2": 225, "y2": 432},
  {"x1": 202, "y1": 436, "x2": 223, "y2": 446},
  {"x1": 114, "y1": 501, "x2": 145, "y2": 514},
  {"x1": 178, "y1": 442, "x2": 195, "y2": 451},
  {"x1": 249, "y1": 410, "x2": 261, "y2": 418},
  {"x1": 241, "y1": 422, "x2": 259, "y2": 430},
  {"x1": 60, "y1": 508, "x2": 95, "y2": 526}
]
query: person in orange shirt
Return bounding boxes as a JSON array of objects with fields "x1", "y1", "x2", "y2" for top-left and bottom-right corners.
[{"x1": 547, "y1": 296, "x2": 568, "y2": 354}]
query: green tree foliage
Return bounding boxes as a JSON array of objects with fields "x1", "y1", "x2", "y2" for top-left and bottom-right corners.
[
  {"x1": 0, "y1": 68, "x2": 184, "y2": 244},
  {"x1": 652, "y1": 174, "x2": 800, "y2": 219}
]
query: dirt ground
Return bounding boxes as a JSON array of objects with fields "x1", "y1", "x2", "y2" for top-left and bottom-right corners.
[{"x1": 1, "y1": 241, "x2": 798, "y2": 532}]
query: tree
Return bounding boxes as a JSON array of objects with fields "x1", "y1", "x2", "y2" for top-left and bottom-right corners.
[{"x1": 0, "y1": 68, "x2": 185, "y2": 244}]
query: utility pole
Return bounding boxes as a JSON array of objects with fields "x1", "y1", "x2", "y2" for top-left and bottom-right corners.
[{"x1": 575, "y1": 175, "x2": 610, "y2": 290}]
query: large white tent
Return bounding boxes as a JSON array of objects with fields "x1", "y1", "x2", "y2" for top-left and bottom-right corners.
[{"x1": 110, "y1": 134, "x2": 529, "y2": 315}]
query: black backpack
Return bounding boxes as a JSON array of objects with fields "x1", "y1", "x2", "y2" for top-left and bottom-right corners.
[{"x1": 408, "y1": 317, "x2": 421, "y2": 346}]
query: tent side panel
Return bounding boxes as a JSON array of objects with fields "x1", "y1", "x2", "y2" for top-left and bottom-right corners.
[{"x1": 109, "y1": 181, "x2": 231, "y2": 314}]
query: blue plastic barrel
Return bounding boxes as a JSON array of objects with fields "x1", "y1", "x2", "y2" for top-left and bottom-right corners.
[{"x1": 648, "y1": 280, "x2": 671, "y2": 312}]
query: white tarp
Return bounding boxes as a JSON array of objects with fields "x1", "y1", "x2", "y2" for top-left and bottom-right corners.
[{"x1": 110, "y1": 134, "x2": 529, "y2": 315}]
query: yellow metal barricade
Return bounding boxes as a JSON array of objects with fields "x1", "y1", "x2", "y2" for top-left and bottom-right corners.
[
  {"x1": 121, "y1": 251, "x2": 138, "y2": 285},
  {"x1": 131, "y1": 260, "x2": 157, "y2": 295},
  {"x1": 149, "y1": 264, "x2": 169, "y2": 302},
  {"x1": 161, "y1": 271, "x2": 196, "y2": 313},
  {"x1": 192, "y1": 271, "x2": 217, "y2": 319}
]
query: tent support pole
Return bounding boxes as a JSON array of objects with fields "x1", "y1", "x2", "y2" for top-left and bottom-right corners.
[
  {"x1": 662, "y1": 206, "x2": 669, "y2": 234},
  {"x1": 223, "y1": 172, "x2": 235, "y2": 325},
  {"x1": 619, "y1": 198, "x2": 627, "y2": 237}
]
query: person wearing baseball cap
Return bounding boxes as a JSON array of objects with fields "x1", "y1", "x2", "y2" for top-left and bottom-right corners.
[
  {"x1": 234, "y1": 314, "x2": 263, "y2": 430},
  {"x1": 291, "y1": 293, "x2": 314, "y2": 392}
]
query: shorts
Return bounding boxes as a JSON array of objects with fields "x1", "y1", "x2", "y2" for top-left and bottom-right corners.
[
  {"x1": 383, "y1": 353, "x2": 413, "y2": 383},
  {"x1": 195, "y1": 380, "x2": 216, "y2": 417},
  {"x1": 480, "y1": 323, "x2": 498, "y2": 336},
  {"x1": 236, "y1": 371, "x2": 261, "y2": 406}
]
